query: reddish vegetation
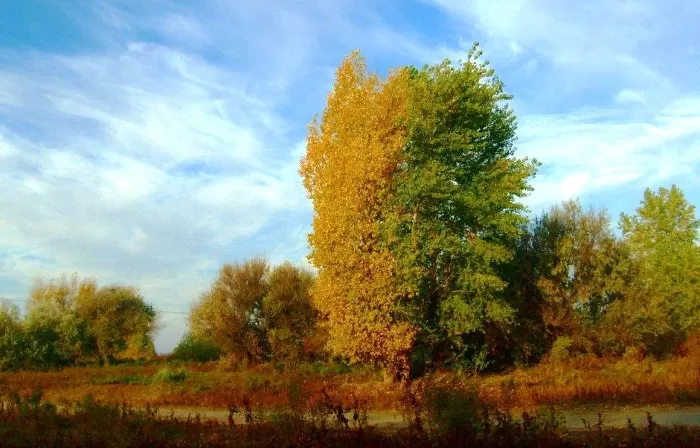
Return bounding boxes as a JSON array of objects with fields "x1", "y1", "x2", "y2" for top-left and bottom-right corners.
[{"x1": 1, "y1": 337, "x2": 699, "y2": 413}]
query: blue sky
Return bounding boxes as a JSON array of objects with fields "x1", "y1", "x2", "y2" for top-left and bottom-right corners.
[{"x1": 1, "y1": 0, "x2": 698, "y2": 353}]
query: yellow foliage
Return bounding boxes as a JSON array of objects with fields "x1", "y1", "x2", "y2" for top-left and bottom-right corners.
[{"x1": 300, "y1": 52, "x2": 415, "y2": 370}]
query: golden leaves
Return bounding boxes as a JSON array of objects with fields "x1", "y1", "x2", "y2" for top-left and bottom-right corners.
[{"x1": 300, "y1": 52, "x2": 415, "y2": 367}]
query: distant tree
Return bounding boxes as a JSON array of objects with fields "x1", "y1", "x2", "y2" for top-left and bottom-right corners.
[
  {"x1": 74, "y1": 285, "x2": 157, "y2": 362},
  {"x1": 263, "y1": 262, "x2": 317, "y2": 361},
  {"x1": 189, "y1": 258, "x2": 270, "y2": 363},
  {"x1": 27, "y1": 275, "x2": 157, "y2": 364},
  {"x1": 612, "y1": 185, "x2": 700, "y2": 356},
  {"x1": 0, "y1": 299, "x2": 27, "y2": 371},
  {"x1": 188, "y1": 259, "x2": 322, "y2": 364},
  {"x1": 537, "y1": 201, "x2": 628, "y2": 339}
]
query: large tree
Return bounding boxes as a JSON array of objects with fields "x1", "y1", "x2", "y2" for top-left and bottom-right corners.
[{"x1": 300, "y1": 46, "x2": 536, "y2": 376}]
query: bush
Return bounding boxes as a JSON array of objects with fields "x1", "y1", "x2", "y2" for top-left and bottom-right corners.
[
  {"x1": 170, "y1": 333, "x2": 222, "y2": 363},
  {"x1": 152, "y1": 367, "x2": 187, "y2": 384},
  {"x1": 422, "y1": 379, "x2": 484, "y2": 435},
  {"x1": 550, "y1": 336, "x2": 573, "y2": 362}
]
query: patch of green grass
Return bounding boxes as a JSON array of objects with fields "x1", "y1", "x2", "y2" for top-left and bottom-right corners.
[{"x1": 152, "y1": 367, "x2": 187, "y2": 384}]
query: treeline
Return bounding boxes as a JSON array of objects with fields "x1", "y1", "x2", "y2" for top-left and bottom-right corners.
[
  {"x1": 170, "y1": 186, "x2": 699, "y2": 374},
  {"x1": 0, "y1": 276, "x2": 156, "y2": 370}
]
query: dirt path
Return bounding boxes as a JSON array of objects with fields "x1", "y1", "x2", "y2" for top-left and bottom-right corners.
[{"x1": 154, "y1": 406, "x2": 700, "y2": 429}]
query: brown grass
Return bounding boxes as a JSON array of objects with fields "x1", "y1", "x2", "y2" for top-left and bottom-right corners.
[{"x1": 1, "y1": 337, "x2": 699, "y2": 413}]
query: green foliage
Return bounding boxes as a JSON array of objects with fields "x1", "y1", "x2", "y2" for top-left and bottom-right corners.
[
  {"x1": 152, "y1": 367, "x2": 187, "y2": 384},
  {"x1": 550, "y1": 336, "x2": 573, "y2": 362},
  {"x1": 0, "y1": 300, "x2": 29, "y2": 371},
  {"x1": 0, "y1": 275, "x2": 157, "y2": 371},
  {"x1": 385, "y1": 45, "x2": 537, "y2": 374},
  {"x1": 613, "y1": 185, "x2": 700, "y2": 356},
  {"x1": 171, "y1": 333, "x2": 222, "y2": 362}
]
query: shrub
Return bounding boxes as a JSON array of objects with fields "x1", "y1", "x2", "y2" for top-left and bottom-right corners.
[
  {"x1": 550, "y1": 336, "x2": 573, "y2": 362},
  {"x1": 170, "y1": 333, "x2": 222, "y2": 362},
  {"x1": 152, "y1": 367, "x2": 187, "y2": 384}
]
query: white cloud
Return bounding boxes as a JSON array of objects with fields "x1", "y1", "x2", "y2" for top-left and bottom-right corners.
[
  {"x1": 615, "y1": 89, "x2": 646, "y2": 105},
  {"x1": 0, "y1": 37, "x2": 311, "y2": 352},
  {"x1": 519, "y1": 96, "x2": 700, "y2": 208}
]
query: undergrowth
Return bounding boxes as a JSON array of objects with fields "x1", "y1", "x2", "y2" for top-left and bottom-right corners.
[{"x1": 1, "y1": 387, "x2": 699, "y2": 447}]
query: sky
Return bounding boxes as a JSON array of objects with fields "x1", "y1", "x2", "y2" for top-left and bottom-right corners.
[{"x1": 1, "y1": 0, "x2": 698, "y2": 353}]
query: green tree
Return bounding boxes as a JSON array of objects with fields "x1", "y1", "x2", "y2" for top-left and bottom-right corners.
[
  {"x1": 538, "y1": 201, "x2": 627, "y2": 339},
  {"x1": 384, "y1": 47, "x2": 537, "y2": 375},
  {"x1": 28, "y1": 275, "x2": 157, "y2": 364},
  {"x1": 0, "y1": 299, "x2": 28, "y2": 371},
  {"x1": 74, "y1": 285, "x2": 157, "y2": 362},
  {"x1": 501, "y1": 201, "x2": 631, "y2": 361},
  {"x1": 614, "y1": 185, "x2": 700, "y2": 356},
  {"x1": 171, "y1": 333, "x2": 222, "y2": 362}
]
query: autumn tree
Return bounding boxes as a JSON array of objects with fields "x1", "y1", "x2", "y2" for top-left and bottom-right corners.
[
  {"x1": 189, "y1": 258, "x2": 321, "y2": 363},
  {"x1": 190, "y1": 258, "x2": 270, "y2": 363},
  {"x1": 300, "y1": 52, "x2": 415, "y2": 371},
  {"x1": 300, "y1": 46, "x2": 536, "y2": 376}
]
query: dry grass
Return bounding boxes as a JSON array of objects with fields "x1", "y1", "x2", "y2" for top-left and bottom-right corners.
[
  {"x1": 1, "y1": 337, "x2": 699, "y2": 413},
  {"x1": 1, "y1": 387, "x2": 699, "y2": 448},
  {"x1": 478, "y1": 334, "x2": 700, "y2": 409}
]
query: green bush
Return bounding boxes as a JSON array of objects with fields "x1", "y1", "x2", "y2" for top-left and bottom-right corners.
[
  {"x1": 152, "y1": 367, "x2": 187, "y2": 384},
  {"x1": 170, "y1": 333, "x2": 222, "y2": 363},
  {"x1": 550, "y1": 336, "x2": 573, "y2": 362}
]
